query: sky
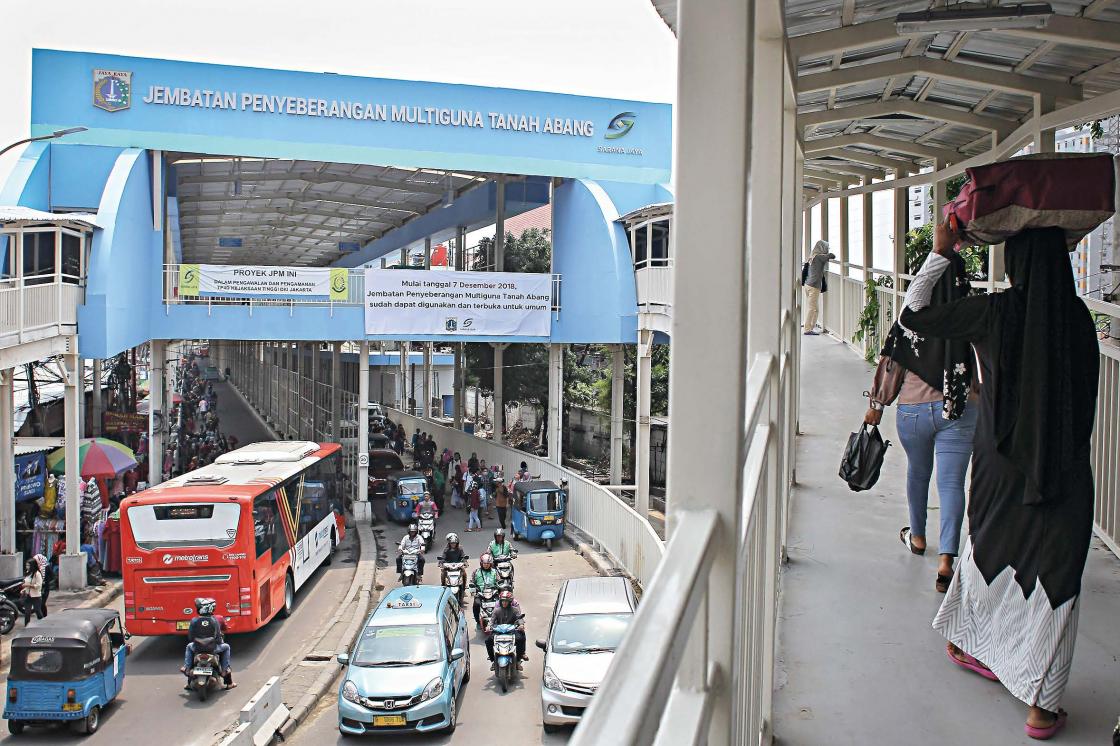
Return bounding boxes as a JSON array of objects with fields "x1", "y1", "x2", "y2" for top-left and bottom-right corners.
[{"x1": 0, "y1": 0, "x2": 677, "y2": 187}]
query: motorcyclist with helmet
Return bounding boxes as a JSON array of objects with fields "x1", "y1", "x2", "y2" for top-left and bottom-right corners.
[
  {"x1": 413, "y1": 491, "x2": 440, "y2": 519},
  {"x1": 179, "y1": 597, "x2": 236, "y2": 690},
  {"x1": 397, "y1": 524, "x2": 426, "y2": 580},
  {"x1": 438, "y1": 533, "x2": 467, "y2": 564},
  {"x1": 469, "y1": 553, "x2": 500, "y2": 625},
  {"x1": 487, "y1": 528, "x2": 514, "y2": 559},
  {"x1": 485, "y1": 590, "x2": 527, "y2": 670}
]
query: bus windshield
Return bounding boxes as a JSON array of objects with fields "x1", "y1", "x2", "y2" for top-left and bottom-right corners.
[{"x1": 126, "y1": 502, "x2": 242, "y2": 550}]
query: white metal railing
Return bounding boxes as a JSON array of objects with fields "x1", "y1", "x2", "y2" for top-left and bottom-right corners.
[
  {"x1": 388, "y1": 408, "x2": 666, "y2": 589},
  {"x1": 636, "y1": 259, "x2": 675, "y2": 311},
  {"x1": 162, "y1": 263, "x2": 564, "y2": 313},
  {"x1": 574, "y1": 310, "x2": 797, "y2": 745},
  {"x1": 0, "y1": 279, "x2": 84, "y2": 344}
]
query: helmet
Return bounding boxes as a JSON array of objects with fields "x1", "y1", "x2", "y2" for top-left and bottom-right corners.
[
  {"x1": 195, "y1": 597, "x2": 216, "y2": 615},
  {"x1": 498, "y1": 590, "x2": 513, "y2": 605},
  {"x1": 408, "y1": 523, "x2": 418, "y2": 534},
  {"x1": 446, "y1": 532, "x2": 459, "y2": 545},
  {"x1": 423, "y1": 491, "x2": 432, "y2": 500},
  {"x1": 494, "y1": 528, "x2": 506, "y2": 540},
  {"x1": 480, "y1": 553, "x2": 493, "y2": 569}
]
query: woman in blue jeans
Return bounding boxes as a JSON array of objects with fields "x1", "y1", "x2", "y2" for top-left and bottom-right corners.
[{"x1": 865, "y1": 252, "x2": 977, "y2": 592}]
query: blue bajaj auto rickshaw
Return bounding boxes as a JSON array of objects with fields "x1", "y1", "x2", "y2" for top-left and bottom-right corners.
[
  {"x1": 510, "y1": 481, "x2": 566, "y2": 550},
  {"x1": 386, "y1": 471, "x2": 428, "y2": 523},
  {"x1": 4, "y1": 609, "x2": 130, "y2": 736}
]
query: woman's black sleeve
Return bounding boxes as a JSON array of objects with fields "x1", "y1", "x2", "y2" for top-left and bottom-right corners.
[{"x1": 899, "y1": 294, "x2": 993, "y2": 343}]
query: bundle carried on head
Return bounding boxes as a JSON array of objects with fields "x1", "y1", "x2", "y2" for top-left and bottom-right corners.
[{"x1": 943, "y1": 152, "x2": 1117, "y2": 249}]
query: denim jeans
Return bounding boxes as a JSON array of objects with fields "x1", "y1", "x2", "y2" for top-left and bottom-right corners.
[
  {"x1": 185, "y1": 641, "x2": 231, "y2": 672},
  {"x1": 896, "y1": 400, "x2": 977, "y2": 556},
  {"x1": 468, "y1": 509, "x2": 481, "y2": 530}
]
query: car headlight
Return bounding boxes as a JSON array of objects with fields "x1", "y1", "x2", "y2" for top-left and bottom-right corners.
[
  {"x1": 543, "y1": 666, "x2": 565, "y2": 692},
  {"x1": 342, "y1": 680, "x2": 361, "y2": 704},
  {"x1": 529, "y1": 518, "x2": 541, "y2": 526},
  {"x1": 420, "y1": 676, "x2": 444, "y2": 702}
]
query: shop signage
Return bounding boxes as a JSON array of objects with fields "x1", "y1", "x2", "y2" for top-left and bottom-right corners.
[
  {"x1": 103, "y1": 412, "x2": 148, "y2": 432},
  {"x1": 14, "y1": 453, "x2": 46, "y2": 501},
  {"x1": 178, "y1": 264, "x2": 349, "y2": 300},
  {"x1": 364, "y1": 269, "x2": 551, "y2": 337}
]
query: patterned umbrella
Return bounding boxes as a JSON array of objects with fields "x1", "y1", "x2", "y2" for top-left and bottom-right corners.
[{"x1": 47, "y1": 438, "x2": 139, "y2": 478}]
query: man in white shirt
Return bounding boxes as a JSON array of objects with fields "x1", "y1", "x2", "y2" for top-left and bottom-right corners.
[{"x1": 396, "y1": 524, "x2": 426, "y2": 579}]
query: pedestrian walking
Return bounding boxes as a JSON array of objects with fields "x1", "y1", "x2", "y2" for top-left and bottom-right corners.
[
  {"x1": 466, "y1": 482, "x2": 482, "y2": 532},
  {"x1": 904, "y1": 223, "x2": 1100, "y2": 738},
  {"x1": 21, "y1": 559, "x2": 45, "y2": 626},
  {"x1": 801, "y1": 240, "x2": 834, "y2": 335},
  {"x1": 494, "y1": 482, "x2": 510, "y2": 530},
  {"x1": 865, "y1": 250, "x2": 977, "y2": 592}
]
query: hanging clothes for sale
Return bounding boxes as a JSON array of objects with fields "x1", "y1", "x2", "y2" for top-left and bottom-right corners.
[
  {"x1": 102, "y1": 517, "x2": 122, "y2": 575},
  {"x1": 31, "y1": 517, "x2": 66, "y2": 561},
  {"x1": 81, "y1": 480, "x2": 102, "y2": 530}
]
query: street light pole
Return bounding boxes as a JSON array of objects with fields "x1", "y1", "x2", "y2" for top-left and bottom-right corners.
[{"x1": 0, "y1": 127, "x2": 88, "y2": 159}]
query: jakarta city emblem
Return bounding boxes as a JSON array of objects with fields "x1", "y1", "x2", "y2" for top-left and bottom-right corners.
[{"x1": 93, "y1": 69, "x2": 132, "y2": 112}]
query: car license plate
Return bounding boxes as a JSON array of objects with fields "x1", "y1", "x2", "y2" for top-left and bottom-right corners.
[
  {"x1": 176, "y1": 621, "x2": 190, "y2": 631},
  {"x1": 373, "y1": 715, "x2": 407, "y2": 727},
  {"x1": 541, "y1": 516, "x2": 555, "y2": 522},
  {"x1": 192, "y1": 667, "x2": 213, "y2": 676},
  {"x1": 62, "y1": 703, "x2": 83, "y2": 712}
]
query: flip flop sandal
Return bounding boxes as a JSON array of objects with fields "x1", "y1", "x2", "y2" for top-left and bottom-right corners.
[
  {"x1": 1025, "y1": 709, "x2": 1067, "y2": 740},
  {"x1": 936, "y1": 572, "x2": 954, "y2": 593},
  {"x1": 946, "y1": 645, "x2": 999, "y2": 682},
  {"x1": 900, "y1": 527, "x2": 926, "y2": 555}
]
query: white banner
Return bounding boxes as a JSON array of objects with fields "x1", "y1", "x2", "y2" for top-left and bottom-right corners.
[
  {"x1": 179, "y1": 264, "x2": 349, "y2": 300},
  {"x1": 364, "y1": 269, "x2": 552, "y2": 336}
]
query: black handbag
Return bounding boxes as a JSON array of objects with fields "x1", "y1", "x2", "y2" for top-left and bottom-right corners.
[{"x1": 839, "y1": 423, "x2": 891, "y2": 492}]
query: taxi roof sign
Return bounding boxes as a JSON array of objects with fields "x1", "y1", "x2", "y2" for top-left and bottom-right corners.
[{"x1": 385, "y1": 592, "x2": 422, "y2": 609}]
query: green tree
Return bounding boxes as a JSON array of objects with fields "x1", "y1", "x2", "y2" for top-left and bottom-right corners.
[{"x1": 593, "y1": 344, "x2": 670, "y2": 418}]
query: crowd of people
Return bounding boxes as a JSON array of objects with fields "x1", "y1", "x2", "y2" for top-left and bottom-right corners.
[
  {"x1": 162, "y1": 357, "x2": 240, "y2": 480},
  {"x1": 830, "y1": 219, "x2": 1102, "y2": 740}
]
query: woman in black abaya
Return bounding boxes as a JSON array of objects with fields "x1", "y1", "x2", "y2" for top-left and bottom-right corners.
[{"x1": 899, "y1": 224, "x2": 1099, "y2": 740}]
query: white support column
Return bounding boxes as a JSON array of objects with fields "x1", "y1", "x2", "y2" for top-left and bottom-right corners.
[
  {"x1": 932, "y1": 157, "x2": 948, "y2": 224},
  {"x1": 609, "y1": 344, "x2": 625, "y2": 486},
  {"x1": 355, "y1": 340, "x2": 370, "y2": 522},
  {"x1": 634, "y1": 330, "x2": 652, "y2": 517},
  {"x1": 893, "y1": 168, "x2": 910, "y2": 303},
  {"x1": 60, "y1": 348, "x2": 86, "y2": 590},
  {"x1": 399, "y1": 342, "x2": 409, "y2": 412},
  {"x1": 149, "y1": 340, "x2": 166, "y2": 485},
  {"x1": 308, "y1": 342, "x2": 319, "y2": 440},
  {"x1": 667, "y1": 0, "x2": 754, "y2": 737},
  {"x1": 422, "y1": 343, "x2": 432, "y2": 419},
  {"x1": 331, "y1": 342, "x2": 342, "y2": 442},
  {"x1": 453, "y1": 343, "x2": 463, "y2": 429},
  {"x1": 0, "y1": 368, "x2": 19, "y2": 577},
  {"x1": 838, "y1": 193, "x2": 850, "y2": 339},
  {"x1": 547, "y1": 343, "x2": 563, "y2": 465},
  {"x1": 491, "y1": 343, "x2": 508, "y2": 443},
  {"x1": 91, "y1": 359, "x2": 102, "y2": 437}
]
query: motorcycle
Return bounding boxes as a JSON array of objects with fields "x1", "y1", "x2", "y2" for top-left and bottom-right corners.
[
  {"x1": 399, "y1": 549, "x2": 422, "y2": 586},
  {"x1": 440, "y1": 559, "x2": 468, "y2": 605},
  {"x1": 475, "y1": 586, "x2": 498, "y2": 632},
  {"x1": 491, "y1": 619, "x2": 523, "y2": 693},
  {"x1": 0, "y1": 578, "x2": 23, "y2": 635},
  {"x1": 417, "y1": 513, "x2": 436, "y2": 553},
  {"x1": 493, "y1": 551, "x2": 517, "y2": 592},
  {"x1": 186, "y1": 640, "x2": 223, "y2": 702}
]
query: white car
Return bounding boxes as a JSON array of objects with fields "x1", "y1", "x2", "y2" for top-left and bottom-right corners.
[{"x1": 536, "y1": 576, "x2": 637, "y2": 731}]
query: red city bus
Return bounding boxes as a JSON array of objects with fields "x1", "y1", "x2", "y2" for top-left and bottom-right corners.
[{"x1": 120, "y1": 441, "x2": 346, "y2": 635}]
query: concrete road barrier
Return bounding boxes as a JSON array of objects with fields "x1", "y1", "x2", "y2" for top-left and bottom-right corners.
[{"x1": 219, "y1": 676, "x2": 290, "y2": 746}]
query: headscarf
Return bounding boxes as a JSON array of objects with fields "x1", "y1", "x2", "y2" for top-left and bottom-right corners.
[
  {"x1": 810, "y1": 240, "x2": 830, "y2": 257},
  {"x1": 994, "y1": 227, "x2": 1099, "y2": 505},
  {"x1": 881, "y1": 252, "x2": 974, "y2": 419}
]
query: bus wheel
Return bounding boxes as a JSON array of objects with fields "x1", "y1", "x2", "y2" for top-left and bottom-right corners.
[
  {"x1": 324, "y1": 530, "x2": 337, "y2": 565},
  {"x1": 278, "y1": 574, "x2": 294, "y2": 619}
]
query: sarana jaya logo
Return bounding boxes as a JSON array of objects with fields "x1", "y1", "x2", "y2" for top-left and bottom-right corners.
[
  {"x1": 605, "y1": 112, "x2": 637, "y2": 140},
  {"x1": 331, "y1": 273, "x2": 348, "y2": 295}
]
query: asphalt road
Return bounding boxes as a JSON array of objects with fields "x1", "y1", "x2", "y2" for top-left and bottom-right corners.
[
  {"x1": 290, "y1": 505, "x2": 597, "y2": 745},
  {"x1": 0, "y1": 512, "x2": 359, "y2": 746}
]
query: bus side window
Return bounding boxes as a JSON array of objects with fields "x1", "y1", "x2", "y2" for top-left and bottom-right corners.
[{"x1": 253, "y1": 491, "x2": 277, "y2": 559}]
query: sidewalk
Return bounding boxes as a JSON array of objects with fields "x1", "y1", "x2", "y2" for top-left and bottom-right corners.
[{"x1": 774, "y1": 335, "x2": 1120, "y2": 745}]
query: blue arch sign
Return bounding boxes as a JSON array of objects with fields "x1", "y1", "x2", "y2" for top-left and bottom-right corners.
[{"x1": 31, "y1": 49, "x2": 671, "y2": 184}]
